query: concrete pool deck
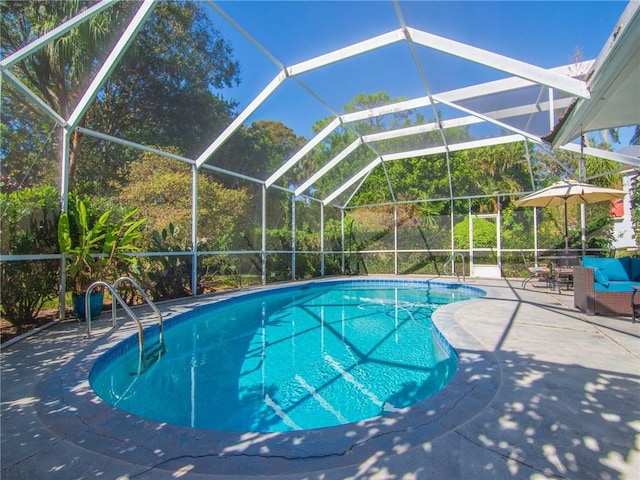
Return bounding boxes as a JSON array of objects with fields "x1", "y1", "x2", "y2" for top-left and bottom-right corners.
[{"x1": 1, "y1": 276, "x2": 639, "y2": 479}]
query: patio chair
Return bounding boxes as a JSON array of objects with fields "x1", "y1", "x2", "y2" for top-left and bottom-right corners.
[{"x1": 521, "y1": 252, "x2": 553, "y2": 289}]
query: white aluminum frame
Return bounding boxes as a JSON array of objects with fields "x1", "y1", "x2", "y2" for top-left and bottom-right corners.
[{"x1": 2, "y1": 0, "x2": 635, "y2": 297}]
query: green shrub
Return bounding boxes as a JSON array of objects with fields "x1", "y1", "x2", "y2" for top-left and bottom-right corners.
[
  {"x1": 0, "y1": 186, "x2": 60, "y2": 331},
  {"x1": 142, "y1": 223, "x2": 208, "y2": 300},
  {"x1": 453, "y1": 217, "x2": 496, "y2": 249}
]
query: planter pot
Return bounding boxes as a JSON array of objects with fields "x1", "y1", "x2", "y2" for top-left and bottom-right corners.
[{"x1": 72, "y1": 292, "x2": 104, "y2": 321}]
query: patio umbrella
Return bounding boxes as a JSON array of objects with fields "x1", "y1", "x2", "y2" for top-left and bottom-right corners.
[{"x1": 514, "y1": 180, "x2": 626, "y2": 251}]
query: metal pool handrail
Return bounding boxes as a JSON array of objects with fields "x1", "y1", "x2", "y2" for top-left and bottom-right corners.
[
  {"x1": 113, "y1": 276, "x2": 164, "y2": 345},
  {"x1": 444, "y1": 253, "x2": 466, "y2": 283},
  {"x1": 84, "y1": 281, "x2": 145, "y2": 359}
]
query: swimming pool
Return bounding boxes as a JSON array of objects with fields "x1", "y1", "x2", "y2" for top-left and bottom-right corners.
[{"x1": 90, "y1": 279, "x2": 484, "y2": 432}]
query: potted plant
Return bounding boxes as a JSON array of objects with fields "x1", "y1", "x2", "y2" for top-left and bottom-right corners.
[{"x1": 58, "y1": 196, "x2": 145, "y2": 320}]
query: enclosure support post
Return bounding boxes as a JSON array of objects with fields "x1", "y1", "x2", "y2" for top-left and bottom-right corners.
[
  {"x1": 320, "y1": 203, "x2": 325, "y2": 276},
  {"x1": 450, "y1": 200, "x2": 456, "y2": 271},
  {"x1": 58, "y1": 128, "x2": 71, "y2": 321},
  {"x1": 394, "y1": 205, "x2": 399, "y2": 275},
  {"x1": 581, "y1": 204, "x2": 587, "y2": 255},
  {"x1": 341, "y1": 209, "x2": 346, "y2": 274},
  {"x1": 548, "y1": 88, "x2": 555, "y2": 131},
  {"x1": 497, "y1": 195, "x2": 503, "y2": 277},
  {"x1": 468, "y1": 199, "x2": 473, "y2": 275},
  {"x1": 191, "y1": 165, "x2": 198, "y2": 297},
  {"x1": 579, "y1": 135, "x2": 588, "y2": 255},
  {"x1": 261, "y1": 184, "x2": 267, "y2": 285},
  {"x1": 534, "y1": 207, "x2": 539, "y2": 267},
  {"x1": 291, "y1": 194, "x2": 296, "y2": 281}
]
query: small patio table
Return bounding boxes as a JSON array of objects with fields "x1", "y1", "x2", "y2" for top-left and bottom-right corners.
[{"x1": 538, "y1": 254, "x2": 578, "y2": 293}]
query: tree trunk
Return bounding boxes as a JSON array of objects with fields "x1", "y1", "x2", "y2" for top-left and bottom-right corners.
[
  {"x1": 66, "y1": 122, "x2": 86, "y2": 191},
  {"x1": 67, "y1": 129, "x2": 83, "y2": 190}
]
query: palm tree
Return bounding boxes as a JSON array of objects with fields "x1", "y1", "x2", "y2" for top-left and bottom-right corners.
[{"x1": 2, "y1": 1, "x2": 129, "y2": 188}]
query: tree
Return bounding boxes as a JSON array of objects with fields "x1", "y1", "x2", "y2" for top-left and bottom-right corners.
[
  {"x1": 82, "y1": 1, "x2": 241, "y2": 193},
  {"x1": 0, "y1": 85, "x2": 59, "y2": 192},
  {"x1": 118, "y1": 149, "x2": 251, "y2": 251},
  {"x1": 1, "y1": 0, "x2": 131, "y2": 189},
  {"x1": 210, "y1": 120, "x2": 307, "y2": 188},
  {"x1": 1, "y1": 1, "x2": 241, "y2": 193},
  {"x1": 248, "y1": 120, "x2": 307, "y2": 182}
]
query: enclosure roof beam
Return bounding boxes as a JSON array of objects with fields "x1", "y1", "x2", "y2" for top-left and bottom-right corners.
[
  {"x1": 195, "y1": 28, "x2": 404, "y2": 170},
  {"x1": 193, "y1": 14, "x2": 589, "y2": 175},
  {"x1": 299, "y1": 94, "x2": 574, "y2": 200},
  {"x1": 362, "y1": 121, "x2": 445, "y2": 142},
  {"x1": 407, "y1": 27, "x2": 590, "y2": 98},
  {"x1": 323, "y1": 97, "x2": 574, "y2": 183},
  {"x1": 265, "y1": 117, "x2": 341, "y2": 188},
  {"x1": 381, "y1": 134, "x2": 526, "y2": 162},
  {"x1": 295, "y1": 137, "x2": 363, "y2": 196},
  {"x1": 323, "y1": 157, "x2": 382, "y2": 206},
  {"x1": 432, "y1": 94, "x2": 543, "y2": 143},
  {"x1": 560, "y1": 143, "x2": 640, "y2": 167},
  {"x1": 287, "y1": 30, "x2": 405, "y2": 76},
  {"x1": 77, "y1": 127, "x2": 195, "y2": 164},
  {"x1": 365, "y1": 96, "x2": 574, "y2": 143},
  {"x1": 2, "y1": 71, "x2": 68, "y2": 126},
  {"x1": 67, "y1": 0, "x2": 157, "y2": 129},
  {"x1": 345, "y1": 189, "x2": 533, "y2": 210},
  {"x1": 200, "y1": 163, "x2": 266, "y2": 185},
  {"x1": 196, "y1": 70, "x2": 288, "y2": 168},
  {"x1": 78, "y1": 126, "x2": 265, "y2": 183},
  {"x1": 276, "y1": 77, "x2": 560, "y2": 194},
  {"x1": 337, "y1": 62, "x2": 589, "y2": 128},
  {"x1": 341, "y1": 97, "x2": 434, "y2": 124},
  {"x1": 0, "y1": 0, "x2": 117, "y2": 70},
  {"x1": 290, "y1": 67, "x2": 571, "y2": 192},
  {"x1": 322, "y1": 134, "x2": 525, "y2": 207}
]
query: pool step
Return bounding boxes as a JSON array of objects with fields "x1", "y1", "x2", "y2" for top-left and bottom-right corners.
[{"x1": 131, "y1": 341, "x2": 166, "y2": 375}]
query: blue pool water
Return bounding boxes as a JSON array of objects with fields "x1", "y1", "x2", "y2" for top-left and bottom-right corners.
[{"x1": 90, "y1": 280, "x2": 484, "y2": 432}]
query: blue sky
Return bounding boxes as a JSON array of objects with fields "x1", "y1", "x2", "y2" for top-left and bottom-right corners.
[{"x1": 208, "y1": 1, "x2": 631, "y2": 143}]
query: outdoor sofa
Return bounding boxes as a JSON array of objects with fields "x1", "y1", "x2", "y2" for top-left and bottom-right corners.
[{"x1": 573, "y1": 256, "x2": 640, "y2": 317}]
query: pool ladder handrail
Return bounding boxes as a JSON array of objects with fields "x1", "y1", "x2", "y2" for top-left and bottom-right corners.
[
  {"x1": 84, "y1": 280, "x2": 145, "y2": 368},
  {"x1": 113, "y1": 276, "x2": 164, "y2": 346},
  {"x1": 443, "y1": 253, "x2": 466, "y2": 283},
  {"x1": 84, "y1": 278, "x2": 164, "y2": 373}
]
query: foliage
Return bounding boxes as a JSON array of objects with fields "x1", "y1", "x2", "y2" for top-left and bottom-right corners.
[
  {"x1": 80, "y1": 1, "x2": 241, "y2": 192},
  {"x1": 1, "y1": 1, "x2": 240, "y2": 194},
  {"x1": 240, "y1": 120, "x2": 307, "y2": 184},
  {"x1": 453, "y1": 217, "x2": 496, "y2": 249},
  {"x1": 144, "y1": 221, "x2": 257, "y2": 298},
  {"x1": 1, "y1": 0, "x2": 126, "y2": 117},
  {"x1": 630, "y1": 171, "x2": 640, "y2": 246},
  {"x1": 142, "y1": 223, "x2": 202, "y2": 300},
  {"x1": 1, "y1": 0, "x2": 133, "y2": 189},
  {"x1": 58, "y1": 196, "x2": 145, "y2": 294},
  {"x1": 0, "y1": 88, "x2": 60, "y2": 192},
  {"x1": 118, "y1": 150, "x2": 252, "y2": 250},
  {"x1": 0, "y1": 186, "x2": 60, "y2": 330}
]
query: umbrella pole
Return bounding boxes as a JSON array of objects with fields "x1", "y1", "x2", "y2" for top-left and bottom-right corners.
[{"x1": 564, "y1": 202, "x2": 569, "y2": 253}]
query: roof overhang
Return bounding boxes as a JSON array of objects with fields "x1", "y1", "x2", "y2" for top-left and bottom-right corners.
[{"x1": 546, "y1": 1, "x2": 640, "y2": 147}]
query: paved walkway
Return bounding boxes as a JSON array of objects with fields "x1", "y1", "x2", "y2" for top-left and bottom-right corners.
[{"x1": 1, "y1": 277, "x2": 639, "y2": 479}]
